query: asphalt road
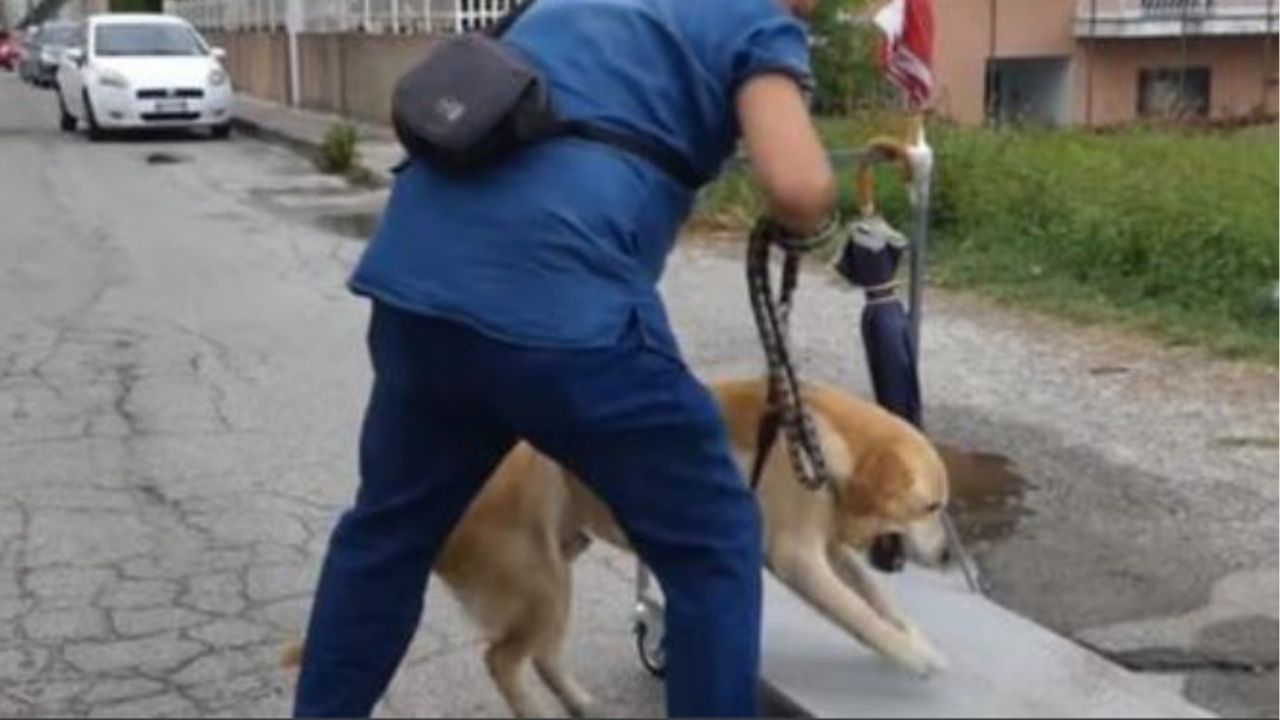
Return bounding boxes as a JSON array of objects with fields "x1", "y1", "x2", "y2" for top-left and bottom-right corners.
[
  {"x1": 0, "y1": 75, "x2": 666, "y2": 718},
  {"x1": 0, "y1": 73, "x2": 1276, "y2": 718}
]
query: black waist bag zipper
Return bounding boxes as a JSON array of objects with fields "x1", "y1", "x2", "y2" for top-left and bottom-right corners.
[{"x1": 390, "y1": 0, "x2": 707, "y2": 188}]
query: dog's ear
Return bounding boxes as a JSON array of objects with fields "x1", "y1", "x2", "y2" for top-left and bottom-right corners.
[{"x1": 845, "y1": 443, "x2": 912, "y2": 517}]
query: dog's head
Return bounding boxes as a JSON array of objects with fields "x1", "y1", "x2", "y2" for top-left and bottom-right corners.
[{"x1": 833, "y1": 433, "x2": 952, "y2": 573}]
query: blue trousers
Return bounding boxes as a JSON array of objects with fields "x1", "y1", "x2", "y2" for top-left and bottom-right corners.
[{"x1": 295, "y1": 302, "x2": 763, "y2": 718}]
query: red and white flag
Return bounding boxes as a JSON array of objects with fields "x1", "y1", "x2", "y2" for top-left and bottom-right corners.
[{"x1": 872, "y1": 0, "x2": 936, "y2": 110}]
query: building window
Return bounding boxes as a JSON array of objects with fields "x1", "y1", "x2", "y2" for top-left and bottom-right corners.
[
  {"x1": 1138, "y1": 67, "x2": 1211, "y2": 119},
  {"x1": 986, "y1": 58, "x2": 1074, "y2": 127}
]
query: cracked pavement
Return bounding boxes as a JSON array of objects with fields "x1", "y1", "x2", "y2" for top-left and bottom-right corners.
[
  {"x1": 0, "y1": 76, "x2": 662, "y2": 718},
  {"x1": 1, "y1": 73, "x2": 1277, "y2": 718}
]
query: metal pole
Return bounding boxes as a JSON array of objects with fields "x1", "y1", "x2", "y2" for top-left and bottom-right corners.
[
  {"x1": 362, "y1": 0, "x2": 370, "y2": 31},
  {"x1": 913, "y1": 169, "x2": 986, "y2": 595},
  {"x1": 391, "y1": 0, "x2": 399, "y2": 32},
  {"x1": 904, "y1": 124, "x2": 983, "y2": 595},
  {"x1": 286, "y1": 0, "x2": 300, "y2": 106},
  {"x1": 907, "y1": 168, "x2": 929, "y2": 373}
]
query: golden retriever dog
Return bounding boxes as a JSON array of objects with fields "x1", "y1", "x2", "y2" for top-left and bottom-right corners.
[{"x1": 289, "y1": 378, "x2": 952, "y2": 717}]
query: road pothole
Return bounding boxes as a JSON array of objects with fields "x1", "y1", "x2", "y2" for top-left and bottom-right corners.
[
  {"x1": 1211, "y1": 435, "x2": 1279, "y2": 450},
  {"x1": 313, "y1": 212, "x2": 380, "y2": 241},
  {"x1": 144, "y1": 152, "x2": 189, "y2": 166}
]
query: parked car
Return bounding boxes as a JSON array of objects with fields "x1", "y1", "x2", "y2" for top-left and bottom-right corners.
[
  {"x1": 0, "y1": 31, "x2": 19, "y2": 72},
  {"x1": 16, "y1": 25, "x2": 39, "y2": 83},
  {"x1": 20, "y1": 21, "x2": 79, "y2": 87},
  {"x1": 56, "y1": 14, "x2": 232, "y2": 140}
]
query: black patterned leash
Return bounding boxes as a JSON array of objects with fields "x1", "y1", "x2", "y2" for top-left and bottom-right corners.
[{"x1": 746, "y1": 217, "x2": 841, "y2": 496}]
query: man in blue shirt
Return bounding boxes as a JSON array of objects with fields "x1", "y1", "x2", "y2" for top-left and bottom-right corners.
[{"x1": 295, "y1": 0, "x2": 836, "y2": 716}]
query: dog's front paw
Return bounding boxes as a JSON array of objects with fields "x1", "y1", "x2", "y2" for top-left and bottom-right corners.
[
  {"x1": 568, "y1": 698, "x2": 602, "y2": 720},
  {"x1": 892, "y1": 627, "x2": 949, "y2": 679}
]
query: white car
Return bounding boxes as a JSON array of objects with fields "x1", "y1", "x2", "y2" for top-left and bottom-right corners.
[{"x1": 55, "y1": 14, "x2": 233, "y2": 140}]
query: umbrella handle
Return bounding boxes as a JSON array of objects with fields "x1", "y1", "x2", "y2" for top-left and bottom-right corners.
[{"x1": 856, "y1": 137, "x2": 915, "y2": 218}]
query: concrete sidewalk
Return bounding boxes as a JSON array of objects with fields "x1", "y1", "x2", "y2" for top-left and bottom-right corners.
[{"x1": 762, "y1": 571, "x2": 1215, "y2": 718}]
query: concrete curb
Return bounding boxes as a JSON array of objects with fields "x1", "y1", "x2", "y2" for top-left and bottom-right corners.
[
  {"x1": 230, "y1": 96, "x2": 399, "y2": 187},
  {"x1": 229, "y1": 113, "x2": 324, "y2": 162}
]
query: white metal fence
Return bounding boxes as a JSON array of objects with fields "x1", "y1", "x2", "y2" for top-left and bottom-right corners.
[{"x1": 164, "y1": 0, "x2": 521, "y2": 33}]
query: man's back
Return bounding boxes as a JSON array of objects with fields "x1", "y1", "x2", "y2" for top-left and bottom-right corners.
[{"x1": 350, "y1": 0, "x2": 812, "y2": 351}]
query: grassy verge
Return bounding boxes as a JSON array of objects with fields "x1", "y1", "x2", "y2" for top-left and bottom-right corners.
[{"x1": 692, "y1": 119, "x2": 1279, "y2": 363}]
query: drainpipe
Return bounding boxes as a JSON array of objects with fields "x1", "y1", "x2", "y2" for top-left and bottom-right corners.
[
  {"x1": 986, "y1": 0, "x2": 997, "y2": 124},
  {"x1": 1085, "y1": 0, "x2": 1096, "y2": 126},
  {"x1": 1180, "y1": 0, "x2": 1189, "y2": 117},
  {"x1": 1267, "y1": 0, "x2": 1277, "y2": 114},
  {"x1": 286, "y1": 0, "x2": 300, "y2": 106}
]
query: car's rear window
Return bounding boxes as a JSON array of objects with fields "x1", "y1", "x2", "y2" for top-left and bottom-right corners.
[{"x1": 95, "y1": 24, "x2": 205, "y2": 57}]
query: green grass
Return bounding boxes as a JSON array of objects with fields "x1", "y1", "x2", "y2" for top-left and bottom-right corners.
[{"x1": 693, "y1": 119, "x2": 1280, "y2": 363}]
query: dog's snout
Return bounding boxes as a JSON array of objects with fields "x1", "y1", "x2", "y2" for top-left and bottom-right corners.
[{"x1": 869, "y1": 533, "x2": 906, "y2": 573}]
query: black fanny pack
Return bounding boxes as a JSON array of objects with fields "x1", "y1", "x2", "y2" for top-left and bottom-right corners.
[{"x1": 390, "y1": 1, "x2": 707, "y2": 188}]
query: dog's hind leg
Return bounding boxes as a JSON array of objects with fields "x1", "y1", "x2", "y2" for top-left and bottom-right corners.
[
  {"x1": 531, "y1": 555, "x2": 598, "y2": 718},
  {"x1": 533, "y1": 642, "x2": 597, "y2": 718},
  {"x1": 485, "y1": 626, "x2": 549, "y2": 719}
]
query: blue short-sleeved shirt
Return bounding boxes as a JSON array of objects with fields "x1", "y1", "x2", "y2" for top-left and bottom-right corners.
[{"x1": 350, "y1": 0, "x2": 812, "y2": 353}]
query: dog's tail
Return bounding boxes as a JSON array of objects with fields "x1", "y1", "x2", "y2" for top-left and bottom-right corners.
[
  {"x1": 281, "y1": 639, "x2": 304, "y2": 670},
  {"x1": 563, "y1": 530, "x2": 593, "y2": 560}
]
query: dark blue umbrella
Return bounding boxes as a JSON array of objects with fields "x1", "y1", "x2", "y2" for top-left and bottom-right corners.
[{"x1": 835, "y1": 214, "x2": 921, "y2": 426}]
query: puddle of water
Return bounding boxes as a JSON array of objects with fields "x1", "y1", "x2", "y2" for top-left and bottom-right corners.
[
  {"x1": 254, "y1": 184, "x2": 355, "y2": 199},
  {"x1": 939, "y1": 444, "x2": 1032, "y2": 544},
  {"x1": 1089, "y1": 365, "x2": 1132, "y2": 376},
  {"x1": 145, "y1": 152, "x2": 188, "y2": 165},
  {"x1": 314, "y1": 212, "x2": 380, "y2": 240},
  {"x1": 1212, "y1": 435, "x2": 1280, "y2": 450}
]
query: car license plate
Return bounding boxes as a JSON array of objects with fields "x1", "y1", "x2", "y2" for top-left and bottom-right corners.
[{"x1": 155, "y1": 99, "x2": 188, "y2": 113}]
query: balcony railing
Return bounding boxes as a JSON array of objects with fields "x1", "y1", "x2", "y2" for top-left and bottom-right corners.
[
  {"x1": 1139, "y1": 0, "x2": 1215, "y2": 17},
  {"x1": 1076, "y1": 0, "x2": 1279, "y2": 37},
  {"x1": 164, "y1": 0, "x2": 521, "y2": 34}
]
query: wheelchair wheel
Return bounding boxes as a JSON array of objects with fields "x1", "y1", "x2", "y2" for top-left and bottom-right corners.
[{"x1": 633, "y1": 611, "x2": 667, "y2": 678}]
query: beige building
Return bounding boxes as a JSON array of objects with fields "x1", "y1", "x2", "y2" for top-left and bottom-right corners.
[{"x1": 933, "y1": 0, "x2": 1279, "y2": 126}]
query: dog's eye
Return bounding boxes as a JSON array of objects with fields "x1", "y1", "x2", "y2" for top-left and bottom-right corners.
[{"x1": 925, "y1": 502, "x2": 943, "y2": 513}]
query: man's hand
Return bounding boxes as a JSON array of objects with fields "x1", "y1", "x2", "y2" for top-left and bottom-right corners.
[
  {"x1": 737, "y1": 74, "x2": 837, "y2": 237},
  {"x1": 752, "y1": 214, "x2": 842, "y2": 255}
]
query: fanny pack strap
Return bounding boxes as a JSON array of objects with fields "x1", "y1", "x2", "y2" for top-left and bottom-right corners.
[
  {"x1": 556, "y1": 121, "x2": 709, "y2": 189},
  {"x1": 487, "y1": 1, "x2": 708, "y2": 189},
  {"x1": 485, "y1": 0, "x2": 541, "y2": 37}
]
